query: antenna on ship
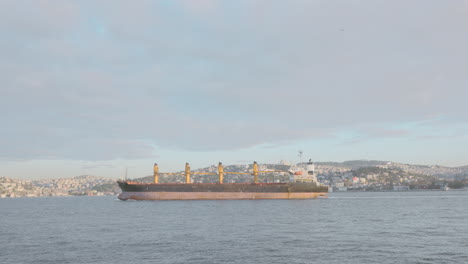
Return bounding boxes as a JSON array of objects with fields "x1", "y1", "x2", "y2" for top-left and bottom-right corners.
[
  {"x1": 298, "y1": 150, "x2": 303, "y2": 166},
  {"x1": 125, "y1": 168, "x2": 128, "y2": 181}
]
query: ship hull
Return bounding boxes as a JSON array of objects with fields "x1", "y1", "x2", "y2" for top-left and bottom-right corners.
[
  {"x1": 118, "y1": 191, "x2": 326, "y2": 200},
  {"x1": 117, "y1": 181, "x2": 328, "y2": 200}
]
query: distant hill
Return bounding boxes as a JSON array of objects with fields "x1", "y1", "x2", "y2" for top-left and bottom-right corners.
[
  {"x1": 3, "y1": 160, "x2": 466, "y2": 198},
  {"x1": 315, "y1": 160, "x2": 389, "y2": 169},
  {"x1": 129, "y1": 163, "x2": 292, "y2": 184},
  {"x1": 1, "y1": 175, "x2": 118, "y2": 198},
  {"x1": 127, "y1": 160, "x2": 468, "y2": 182}
]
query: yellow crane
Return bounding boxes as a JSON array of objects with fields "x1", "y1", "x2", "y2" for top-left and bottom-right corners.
[{"x1": 153, "y1": 161, "x2": 291, "y2": 184}]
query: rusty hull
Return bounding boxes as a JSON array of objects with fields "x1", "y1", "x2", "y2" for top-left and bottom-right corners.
[
  {"x1": 118, "y1": 191, "x2": 328, "y2": 200},
  {"x1": 117, "y1": 181, "x2": 328, "y2": 200}
]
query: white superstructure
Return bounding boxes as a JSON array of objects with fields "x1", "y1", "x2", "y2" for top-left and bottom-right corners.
[{"x1": 289, "y1": 159, "x2": 318, "y2": 183}]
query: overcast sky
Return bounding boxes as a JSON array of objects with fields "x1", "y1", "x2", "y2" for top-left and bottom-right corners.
[{"x1": 1, "y1": 0, "x2": 467, "y2": 179}]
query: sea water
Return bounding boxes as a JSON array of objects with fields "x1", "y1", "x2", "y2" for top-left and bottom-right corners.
[{"x1": 1, "y1": 191, "x2": 468, "y2": 264}]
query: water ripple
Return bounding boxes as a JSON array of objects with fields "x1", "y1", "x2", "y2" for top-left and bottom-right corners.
[{"x1": 1, "y1": 191, "x2": 467, "y2": 264}]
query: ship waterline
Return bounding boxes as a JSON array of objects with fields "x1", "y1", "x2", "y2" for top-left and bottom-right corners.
[
  {"x1": 117, "y1": 181, "x2": 328, "y2": 200},
  {"x1": 118, "y1": 191, "x2": 327, "y2": 200}
]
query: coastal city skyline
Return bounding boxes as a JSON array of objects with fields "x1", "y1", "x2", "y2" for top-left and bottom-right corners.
[{"x1": 1, "y1": 1, "x2": 467, "y2": 180}]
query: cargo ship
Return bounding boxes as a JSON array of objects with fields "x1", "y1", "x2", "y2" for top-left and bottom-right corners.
[{"x1": 117, "y1": 161, "x2": 328, "y2": 200}]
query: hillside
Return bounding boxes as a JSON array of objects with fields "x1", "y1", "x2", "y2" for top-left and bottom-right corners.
[
  {"x1": 2, "y1": 160, "x2": 467, "y2": 198},
  {"x1": 0, "y1": 175, "x2": 118, "y2": 198}
]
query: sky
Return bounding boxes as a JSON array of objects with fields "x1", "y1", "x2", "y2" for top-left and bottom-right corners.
[{"x1": 1, "y1": 0, "x2": 467, "y2": 180}]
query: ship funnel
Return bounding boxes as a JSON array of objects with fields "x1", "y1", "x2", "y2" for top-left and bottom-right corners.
[{"x1": 307, "y1": 159, "x2": 314, "y2": 175}]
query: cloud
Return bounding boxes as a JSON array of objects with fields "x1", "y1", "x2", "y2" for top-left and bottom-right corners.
[
  {"x1": 81, "y1": 162, "x2": 118, "y2": 170},
  {"x1": 181, "y1": 0, "x2": 218, "y2": 15},
  {"x1": 1, "y1": 0, "x2": 467, "y2": 161},
  {"x1": 0, "y1": 0, "x2": 82, "y2": 40},
  {"x1": 342, "y1": 128, "x2": 412, "y2": 144}
]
